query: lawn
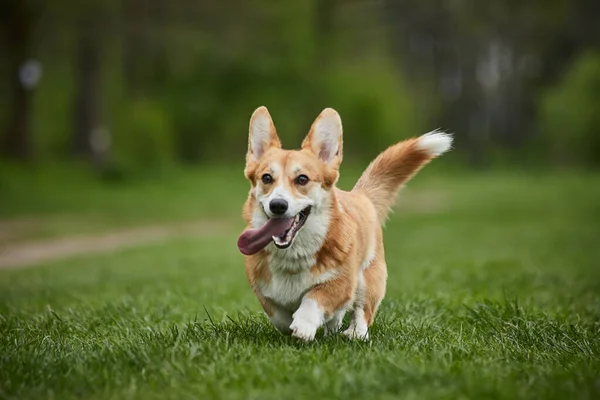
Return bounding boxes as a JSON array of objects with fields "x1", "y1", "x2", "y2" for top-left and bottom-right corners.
[
  {"x1": 0, "y1": 163, "x2": 249, "y2": 244},
  {"x1": 0, "y1": 167, "x2": 599, "y2": 399}
]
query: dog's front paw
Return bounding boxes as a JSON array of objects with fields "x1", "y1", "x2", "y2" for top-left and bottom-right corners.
[
  {"x1": 290, "y1": 298, "x2": 323, "y2": 341},
  {"x1": 290, "y1": 318, "x2": 318, "y2": 341}
]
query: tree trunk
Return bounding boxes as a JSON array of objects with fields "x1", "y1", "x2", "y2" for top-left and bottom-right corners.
[
  {"x1": 73, "y1": 25, "x2": 102, "y2": 159},
  {"x1": 123, "y1": 0, "x2": 143, "y2": 96},
  {"x1": 2, "y1": 1, "x2": 35, "y2": 160},
  {"x1": 315, "y1": 0, "x2": 334, "y2": 63}
]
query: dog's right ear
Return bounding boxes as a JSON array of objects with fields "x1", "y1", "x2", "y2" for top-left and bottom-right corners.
[
  {"x1": 246, "y1": 106, "x2": 281, "y2": 164},
  {"x1": 245, "y1": 106, "x2": 281, "y2": 180}
]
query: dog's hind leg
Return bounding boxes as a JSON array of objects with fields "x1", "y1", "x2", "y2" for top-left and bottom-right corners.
[
  {"x1": 344, "y1": 259, "x2": 387, "y2": 340},
  {"x1": 324, "y1": 309, "x2": 346, "y2": 335}
]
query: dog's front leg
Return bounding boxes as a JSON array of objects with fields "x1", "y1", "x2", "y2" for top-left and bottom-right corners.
[
  {"x1": 289, "y1": 297, "x2": 324, "y2": 341},
  {"x1": 290, "y1": 279, "x2": 353, "y2": 341}
]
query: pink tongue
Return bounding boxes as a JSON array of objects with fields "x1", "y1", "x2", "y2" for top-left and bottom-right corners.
[{"x1": 237, "y1": 217, "x2": 294, "y2": 255}]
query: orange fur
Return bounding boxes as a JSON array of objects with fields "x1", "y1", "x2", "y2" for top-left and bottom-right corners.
[
  {"x1": 240, "y1": 106, "x2": 452, "y2": 340},
  {"x1": 353, "y1": 138, "x2": 435, "y2": 223}
]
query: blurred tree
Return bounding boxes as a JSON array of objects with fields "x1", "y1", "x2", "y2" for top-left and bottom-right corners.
[
  {"x1": 539, "y1": 51, "x2": 600, "y2": 167},
  {"x1": 1, "y1": 0, "x2": 597, "y2": 170},
  {"x1": 122, "y1": 0, "x2": 168, "y2": 97},
  {"x1": 71, "y1": 0, "x2": 122, "y2": 163},
  {"x1": 380, "y1": 0, "x2": 597, "y2": 167},
  {"x1": 122, "y1": 0, "x2": 145, "y2": 97},
  {"x1": 1, "y1": 0, "x2": 37, "y2": 160},
  {"x1": 73, "y1": 17, "x2": 103, "y2": 158},
  {"x1": 315, "y1": 0, "x2": 335, "y2": 64}
]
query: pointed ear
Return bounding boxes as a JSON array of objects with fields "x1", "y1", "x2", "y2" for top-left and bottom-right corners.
[
  {"x1": 302, "y1": 108, "x2": 343, "y2": 169},
  {"x1": 246, "y1": 106, "x2": 281, "y2": 165}
]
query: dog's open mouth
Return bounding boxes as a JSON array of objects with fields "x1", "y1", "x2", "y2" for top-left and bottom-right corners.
[
  {"x1": 237, "y1": 206, "x2": 311, "y2": 255},
  {"x1": 272, "y1": 206, "x2": 311, "y2": 249}
]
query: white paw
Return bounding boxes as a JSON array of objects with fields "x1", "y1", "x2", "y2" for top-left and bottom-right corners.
[
  {"x1": 289, "y1": 298, "x2": 324, "y2": 341},
  {"x1": 343, "y1": 326, "x2": 369, "y2": 341},
  {"x1": 343, "y1": 308, "x2": 369, "y2": 340},
  {"x1": 290, "y1": 318, "x2": 318, "y2": 341}
]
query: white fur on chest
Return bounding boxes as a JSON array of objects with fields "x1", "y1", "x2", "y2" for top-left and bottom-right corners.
[
  {"x1": 254, "y1": 207, "x2": 332, "y2": 310},
  {"x1": 250, "y1": 185, "x2": 334, "y2": 311},
  {"x1": 258, "y1": 265, "x2": 337, "y2": 311}
]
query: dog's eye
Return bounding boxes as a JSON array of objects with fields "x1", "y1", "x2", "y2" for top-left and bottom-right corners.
[
  {"x1": 295, "y1": 175, "x2": 309, "y2": 186},
  {"x1": 261, "y1": 174, "x2": 273, "y2": 184}
]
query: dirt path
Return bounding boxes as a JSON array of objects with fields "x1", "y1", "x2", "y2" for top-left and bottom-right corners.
[
  {"x1": 0, "y1": 189, "x2": 446, "y2": 270},
  {"x1": 0, "y1": 219, "x2": 233, "y2": 270}
]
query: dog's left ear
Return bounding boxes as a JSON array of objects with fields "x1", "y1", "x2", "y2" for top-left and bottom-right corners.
[{"x1": 302, "y1": 108, "x2": 343, "y2": 170}]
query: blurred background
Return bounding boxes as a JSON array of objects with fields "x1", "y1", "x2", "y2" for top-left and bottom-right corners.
[
  {"x1": 0, "y1": 0, "x2": 599, "y2": 250},
  {"x1": 1, "y1": 2, "x2": 600, "y2": 397},
  {"x1": 1, "y1": 3, "x2": 599, "y2": 397},
  {"x1": 1, "y1": 0, "x2": 598, "y2": 171}
]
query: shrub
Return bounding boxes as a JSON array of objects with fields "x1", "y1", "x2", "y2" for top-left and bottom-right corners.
[
  {"x1": 538, "y1": 51, "x2": 600, "y2": 167},
  {"x1": 322, "y1": 59, "x2": 426, "y2": 161},
  {"x1": 112, "y1": 97, "x2": 175, "y2": 173}
]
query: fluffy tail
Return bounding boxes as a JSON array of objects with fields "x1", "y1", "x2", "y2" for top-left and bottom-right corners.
[{"x1": 352, "y1": 130, "x2": 453, "y2": 223}]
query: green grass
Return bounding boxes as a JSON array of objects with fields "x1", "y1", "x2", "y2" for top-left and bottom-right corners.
[
  {"x1": 0, "y1": 163, "x2": 248, "y2": 242},
  {"x1": 0, "y1": 161, "x2": 404, "y2": 242},
  {"x1": 1, "y1": 168, "x2": 599, "y2": 399},
  {"x1": 0, "y1": 161, "x2": 453, "y2": 242}
]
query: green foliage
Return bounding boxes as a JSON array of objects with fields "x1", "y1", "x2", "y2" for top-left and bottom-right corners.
[
  {"x1": 538, "y1": 51, "x2": 600, "y2": 167},
  {"x1": 166, "y1": 57, "x2": 279, "y2": 163},
  {"x1": 2, "y1": 0, "x2": 427, "y2": 168},
  {"x1": 4, "y1": 0, "x2": 600, "y2": 171},
  {"x1": 161, "y1": 0, "x2": 320, "y2": 163},
  {"x1": 166, "y1": 56, "x2": 424, "y2": 163},
  {"x1": 31, "y1": 61, "x2": 76, "y2": 159},
  {"x1": 143, "y1": 0, "x2": 424, "y2": 164},
  {"x1": 113, "y1": 98, "x2": 175, "y2": 173},
  {"x1": 323, "y1": 60, "x2": 426, "y2": 160}
]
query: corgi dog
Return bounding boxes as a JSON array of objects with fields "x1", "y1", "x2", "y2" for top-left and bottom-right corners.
[{"x1": 237, "y1": 106, "x2": 452, "y2": 341}]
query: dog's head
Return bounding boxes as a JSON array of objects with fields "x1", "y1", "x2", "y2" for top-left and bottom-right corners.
[{"x1": 238, "y1": 106, "x2": 343, "y2": 257}]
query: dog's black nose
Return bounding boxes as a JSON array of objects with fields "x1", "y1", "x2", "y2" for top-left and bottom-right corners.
[{"x1": 269, "y1": 199, "x2": 288, "y2": 215}]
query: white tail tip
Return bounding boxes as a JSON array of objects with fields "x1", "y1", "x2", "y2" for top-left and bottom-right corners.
[{"x1": 417, "y1": 130, "x2": 453, "y2": 157}]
